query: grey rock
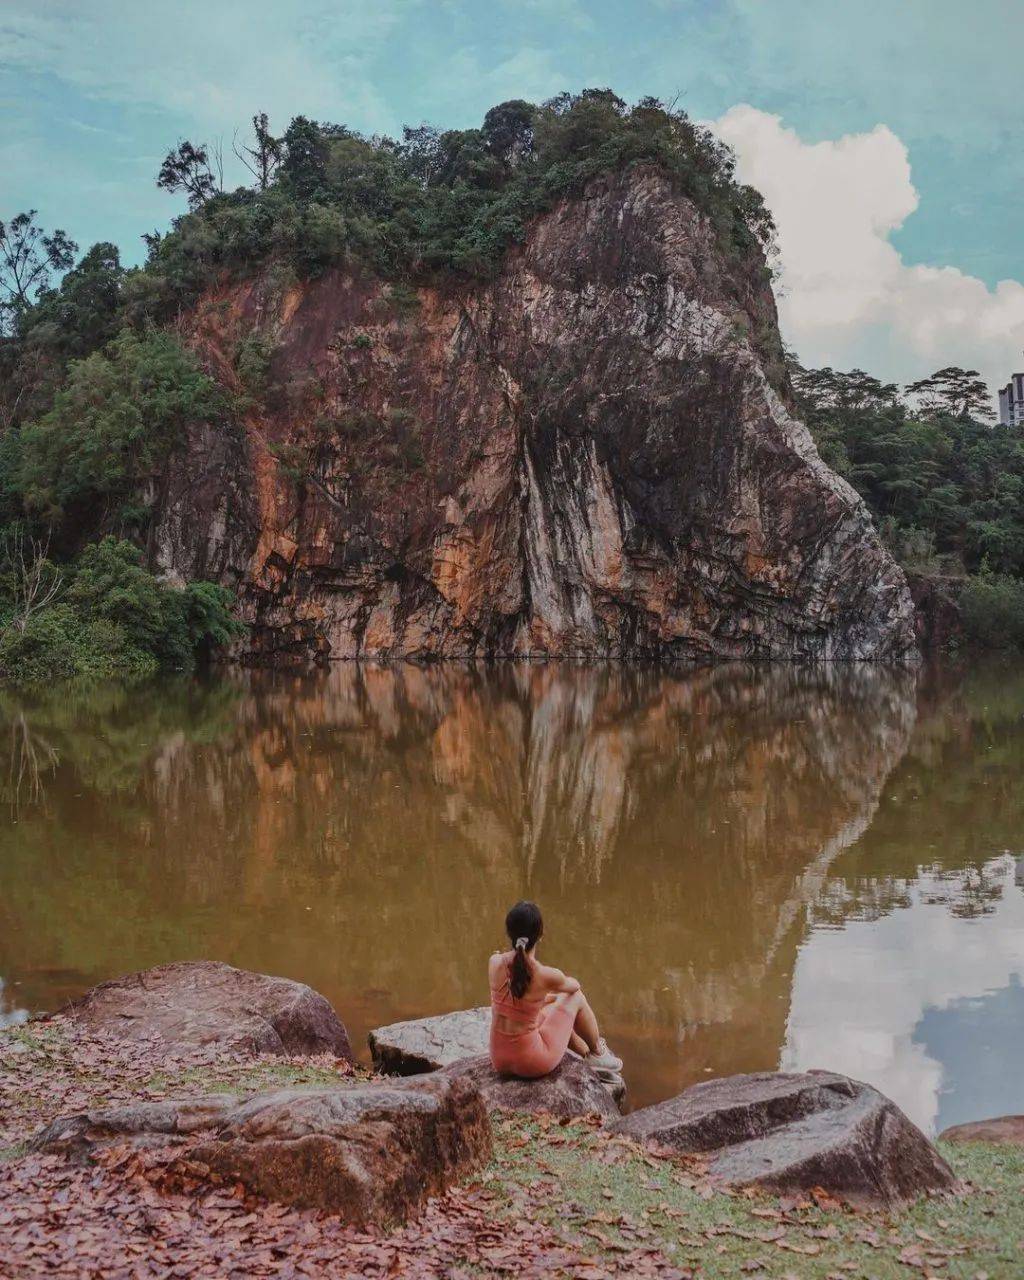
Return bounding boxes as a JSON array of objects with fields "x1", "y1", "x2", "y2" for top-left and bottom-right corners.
[
  {"x1": 31, "y1": 1074, "x2": 491, "y2": 1226},
  {"x1": 369, "y1": 1006, "x2": 491, "y2": 1073},
  {"x1": 939, "y1": 1114, "x2": 1024, "y2": 1145},
  {"x1": 65, "y1": 961, "x2": 354, "y2": 1061},
  {"x1": 611, "y1": 1070, "x2": 956, "y2": 1208},
  {"x1": 441, "y1": 1053, "x2": 620, "y2": 1120},
  {"x1": 370, "y1": 1007, "x2": 625, "y2": 1104}
]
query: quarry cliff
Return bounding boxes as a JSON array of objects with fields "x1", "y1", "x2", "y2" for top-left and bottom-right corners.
[{"x1": 153, "y1": 166, "x2": 917, "y2": 660}]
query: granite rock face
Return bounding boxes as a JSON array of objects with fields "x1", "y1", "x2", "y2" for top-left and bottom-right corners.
[
  {"x1": 64, "y1": 962, "x2": 354, "y2": 1061},
  {"x1": 611, "y1": 1070, "x2": 956, "y2": 1208},
  {"x1": 939, "y1": 1115, "x2": 1024, "y2": 1145},
  {"x1": 441, "y1": 1053, "x2": 620, "y2": 1120},
  {"x1": 153, "y1": 167, "x2": 917, "y2": 661},
  {"x1": 31, "y1": 1074, "x2": 491, "y2": 1226}
]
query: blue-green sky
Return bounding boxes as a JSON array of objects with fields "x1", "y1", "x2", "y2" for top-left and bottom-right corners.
[{"x1": 3, "y1": 0, "x2": 1022, "y2": 391}]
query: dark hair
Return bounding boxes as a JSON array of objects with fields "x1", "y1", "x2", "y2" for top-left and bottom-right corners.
[{"x1": 505, "y1": 900, "x2": 543, "y2": 999}]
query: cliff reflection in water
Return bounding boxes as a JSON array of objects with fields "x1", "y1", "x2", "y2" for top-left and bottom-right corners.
[{"x1": 0, "y1": 662, "x2": 921, "y2": 1106}]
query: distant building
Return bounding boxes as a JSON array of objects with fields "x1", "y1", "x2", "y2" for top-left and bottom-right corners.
[{"x1": 998, "y1": 372, "x2": 1024, "y2": 426}]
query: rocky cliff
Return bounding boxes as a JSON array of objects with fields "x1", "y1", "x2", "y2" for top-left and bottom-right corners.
[{"x1": 153, "y1": 166, "x2": 917, "y2": 660}]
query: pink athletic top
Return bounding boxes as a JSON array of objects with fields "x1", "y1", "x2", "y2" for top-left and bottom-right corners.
[
  {"x1": 488, "y1": 957, "x2": 577, "y2": 1077},
  {"x1": 490, "y1": 962, "x2": 545, "y2": 1034}
]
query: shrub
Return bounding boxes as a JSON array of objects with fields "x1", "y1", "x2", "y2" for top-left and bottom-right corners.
[
  {"x1": 16, "y1": 331, "x2": 228, "y2": 531},
  {"x1": 959, "y1": 573, "x2": 1024, "y2": 650},
  {"x1": 129, "y1": 92, "x2": 775, "y2": 311},
  {"x1": 66, "y1": 537, "x2": 167, "y2": 653},
  {"x1": 0, "y1": 535, "x2": 244, "y2": 684},
  {"x1": 0, "y1": 604, "x2": 157, "y2": 684},
  {"x1": 234, "y1": 333, "x2": 276, "y2": 397}
]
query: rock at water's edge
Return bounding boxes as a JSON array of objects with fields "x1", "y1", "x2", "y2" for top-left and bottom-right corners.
[
  {"x1": 370, "y1": 1007, "x2": 625, "y2": 1104},
  {"x1": 441, "y1": 1053, "x2": 620, "y2": 1119},
  {"x1": 611, "y1": 1070, "x2": 956, "y2": 1208},
  {"x1": 64, "y1": 961, "x2": 354, "y2": 1061},
  {"x1": 369, "y1": 1006, "x2": 490, "y2": 1073},
  {"x1": 939, "y1": 1115, "x2": 1024, "y2": 1145},
  {"x1": 31, "y1": 1074, "x2": 491, "y2": 1226}
]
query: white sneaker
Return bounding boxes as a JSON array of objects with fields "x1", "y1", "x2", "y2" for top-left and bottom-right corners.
[{"x1": 587, "y1": 1040, "x2": 623, "y2": 1074}]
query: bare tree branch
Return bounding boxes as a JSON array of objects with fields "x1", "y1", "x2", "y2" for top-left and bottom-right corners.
[{"x1": 0, "y1": 528, "x2": 64, "y2": 638}]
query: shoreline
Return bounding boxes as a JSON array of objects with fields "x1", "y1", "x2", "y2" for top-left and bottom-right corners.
[{"x1": 3, "y1": 1013, "x2": 1022, "y2": 1278}]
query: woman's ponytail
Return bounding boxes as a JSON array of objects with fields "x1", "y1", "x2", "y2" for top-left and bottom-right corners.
[
  {"x1": 504, "y1": 901, "x2": 543, "y2": 1000},
  {"x1": 509, "y1": 936, "x2": 531, "y2": 1000}
]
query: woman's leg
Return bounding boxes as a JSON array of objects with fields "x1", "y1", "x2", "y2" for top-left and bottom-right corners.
[
  {"x1": 570, "y1": 989, "x2": 602, "y2": 1054},
  {"x1": 568, "y1": 1030, "x2": 590, "y2": 1056}
]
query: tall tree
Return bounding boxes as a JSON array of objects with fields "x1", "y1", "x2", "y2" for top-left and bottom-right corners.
[
  {"x1": 0, "y1": 212, "x2": 77, "y2": 334},
  {"x1": 233, "y1": 112, "x2": 282, "y2": 190},
  {"x1": 280, "y1": 117, "x2": 328, "y2": 201},
  {"x1": 481, "y1": 100, "x2": 536, "y2": 167},
  {"x1": 905, "y1": 366, "x2": 994, "y2": 420},
  {"x1": 157, "y1": 141, "x2": 218, "y2": 208}
]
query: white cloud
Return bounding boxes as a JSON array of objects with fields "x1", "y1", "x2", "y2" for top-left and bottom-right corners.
[{"x1": 712, "y1": 105, "x2": 1024, "y2": 400}]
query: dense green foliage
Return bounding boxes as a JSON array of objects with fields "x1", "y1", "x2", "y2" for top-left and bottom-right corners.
[
  {"x1": 15, "y1": 331, "x2": 228, "y2": 533},
  {"x1": 793, "y1": 364, "x2": 1024, "y2": 578},
  {"x1": 958, "y1": 574, "x2": 1024, "y2": 650},
  {"x1": 139, "y1": 90, "x2": 775, "y2": 317},
  {"x1": 0, "y1": 535, "x2": 241, "y2": 684},
  {"x1": 793, "y1": 363, "x2": 1024, "y2": 647},
  {"x1": 0, "y1": 215, "x2": 236, "y2": 682}
]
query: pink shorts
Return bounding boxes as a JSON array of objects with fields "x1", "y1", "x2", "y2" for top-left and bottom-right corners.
[{"x1": 489, "y1": 1000, "x2": 575, "y2": 1078}]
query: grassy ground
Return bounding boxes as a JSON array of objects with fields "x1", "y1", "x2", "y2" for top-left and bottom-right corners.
[
  {"x1": 2, "y1": 1018, "x2": 1021, "y2": 1278},
  {"x1": 486, "y1": 1114, "x2": 1023, "y2": 1279}
]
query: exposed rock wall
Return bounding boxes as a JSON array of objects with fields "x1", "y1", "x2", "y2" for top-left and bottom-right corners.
[{"x1": 154, "y1": 167, "x2": 917, "y2": 660}]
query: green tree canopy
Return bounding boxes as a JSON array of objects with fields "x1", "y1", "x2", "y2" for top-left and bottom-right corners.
[{"x1": 16, "y1": 330, "x2": 227, "y2": 532}]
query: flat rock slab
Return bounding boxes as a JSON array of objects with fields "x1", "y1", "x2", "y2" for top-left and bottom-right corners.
[
  {"x1": 440, "y1": 1053, "x2": 619, "y2": 1119},
  {"x1": 940, "y1": 1115, "x2": 1024, "y2": 1145},
  {"x1": 31, "y1": 1074, "x2": 491, "y2": 1227},
  {"x1": 611, "y1": 1070, "x2": 956, "y2": 1208},
  {"x1": 369, "y1": 1007, "x2": 490, "y2": 1073},
  {"x1": 65, "y1": 962, "x2": 354, "y2": 1061}
]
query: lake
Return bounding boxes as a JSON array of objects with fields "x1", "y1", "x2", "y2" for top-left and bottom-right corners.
[{"x1": 1, "y1": 658, "x2": 1022, "y2": 1134}]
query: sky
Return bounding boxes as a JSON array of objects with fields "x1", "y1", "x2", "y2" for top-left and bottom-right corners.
[{"x1": 2, "y1": 0, "x2": 1023, "y2": 398}]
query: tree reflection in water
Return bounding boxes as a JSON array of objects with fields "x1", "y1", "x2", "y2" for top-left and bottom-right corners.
[{"x1": 1, "y1": 659, "x2": 1022, "y2": 1111}]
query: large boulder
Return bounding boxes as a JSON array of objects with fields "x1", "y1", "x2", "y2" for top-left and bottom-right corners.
[
  {"x1": 940, "y1": 1115, "x2": 1024, "y2": 1145},
  {"x1": 64, "y1": 962, "x2": 354, "y2": 1061},
  {"x1": 611, "y1": 1070, "x2": 956, "y2": 1208},
  {"x1": 441, "y1": 1053, "x2": 620, "y2": 1120},
  {"x1": 31, "y1": 1074, "x2": 491, "y2": 1226},
  {"x1": 369, "y1": 1007, "x2": 625, "y2": 1103},
  {"x1": 369, "y1": 1006, "x2": 490, "y2": 1073}
]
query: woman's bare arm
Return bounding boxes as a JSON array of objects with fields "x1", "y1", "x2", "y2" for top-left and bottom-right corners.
[{"x1": 535, "y1": 963, "x2": 580, "y2": 995}]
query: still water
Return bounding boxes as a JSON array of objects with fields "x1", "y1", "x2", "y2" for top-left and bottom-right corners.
[{"x1": 1, "y1": 660, "x2": 1022, "y2": 1133}]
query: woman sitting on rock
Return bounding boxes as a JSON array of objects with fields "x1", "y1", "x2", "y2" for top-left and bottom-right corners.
[{"x1": 489, "y1": 900, "x2": 621, "y2": 1080}]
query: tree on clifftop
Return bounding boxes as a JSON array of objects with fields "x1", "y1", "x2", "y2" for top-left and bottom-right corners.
[
  {"x1": 280, "y1": 117, "x2": 330, "y2": 201},
  {"x1": 233, "y1": 112, "x2": 283, "y2": 191},
  {"x1": 157, "y1": 141, "x2": 218, "y2": 208},
  {"x1": 0, "y1": 212, "x2": 77, "y2": 335}
]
